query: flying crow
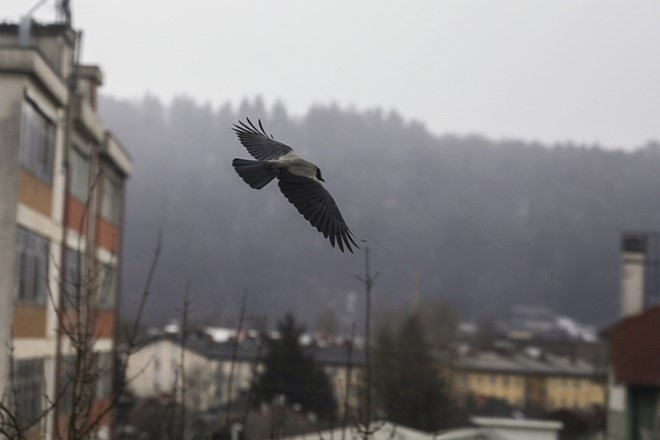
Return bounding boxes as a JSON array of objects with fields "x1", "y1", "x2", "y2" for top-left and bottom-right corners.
[{"x1": 231, "y1": 118, "x2": 359, "y2": 253}]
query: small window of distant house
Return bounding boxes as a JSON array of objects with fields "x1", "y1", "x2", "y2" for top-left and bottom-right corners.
[
  {"x1": 101, "y1": 168, "x2": 121, "y2": 225},
  {"x1": 22, "y1": 99, "x2": 55, "y2": 183},
  {"x1": 97, "y1": 263, "x2": 116, "y2": 310},
  {"x1": 14, "y1": 227, "x2": 49, "y2": 305},
  {"x1": 70, "y1": 146, "x2": 90, "y2": 202}
]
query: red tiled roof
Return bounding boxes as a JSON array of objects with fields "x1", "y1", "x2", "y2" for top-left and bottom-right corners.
[{"x1": 602, "y1": 306, "x2": 660, "y2": 385}]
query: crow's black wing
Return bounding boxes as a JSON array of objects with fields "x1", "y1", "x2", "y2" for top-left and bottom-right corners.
[
  {"x1": 277, "y1": 170, "x2": 359, "y2": 253},
  {"x1": 232, "y1": 118, "x2": 293, "y2": 160}
]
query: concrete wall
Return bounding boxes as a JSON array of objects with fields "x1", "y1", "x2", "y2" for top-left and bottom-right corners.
[{"x1": 0, "y1": 80, "x2": 22, "y2": 400}]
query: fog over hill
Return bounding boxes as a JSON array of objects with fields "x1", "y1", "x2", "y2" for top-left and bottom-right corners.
[{"x1": 99, "y1": 95, "x2": 660, "y2": 328}]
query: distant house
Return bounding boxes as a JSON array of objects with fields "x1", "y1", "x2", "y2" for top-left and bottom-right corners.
[
  {"x1": 444, "y1": 349, "x2": 606, "y2": 415},
  {"x1": 602, "y1": 306, "x2": 660, "y2": 440},
  {"x1": 310, "y1": 343, "x2": 365, "y2": 412},
  {"x1": 504, "y1": 305, "x2": 598, "y2": 343},
  {"x1": 126, "y1": 333, "x2": 364, "y2": 414},
  {"x1": 127, "y1": 334, "x2": 257, "y2": 412}
]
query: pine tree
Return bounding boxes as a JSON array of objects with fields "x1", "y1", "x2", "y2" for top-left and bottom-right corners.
[
  {"x1": 372, "y1": 326, "x2": 398, "y2": 418},
  {"x1": 253, "y1": 313, "x2": 337, "y2": 420},
  {"x1": 372, "y1": 313, "x2": 448, "y2": 431}
]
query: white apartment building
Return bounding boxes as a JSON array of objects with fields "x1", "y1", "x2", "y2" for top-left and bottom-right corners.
[{"x1": 0, "y1": 19, "x2": 132, "y2": 439}]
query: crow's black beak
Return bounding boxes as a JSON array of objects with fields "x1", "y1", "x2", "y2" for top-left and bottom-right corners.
[{"x1": 319, "y1": 176, "x2": 325, "y2": 182}]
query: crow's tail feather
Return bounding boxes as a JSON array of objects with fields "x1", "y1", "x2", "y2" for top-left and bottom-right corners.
[{"x1": 232, "y1": 158, "x2": 277, "y2": 189}]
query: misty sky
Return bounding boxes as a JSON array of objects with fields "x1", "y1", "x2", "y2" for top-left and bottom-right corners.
[{"x1": 4, "y1": 0, "x2": 660, "y2": 150}]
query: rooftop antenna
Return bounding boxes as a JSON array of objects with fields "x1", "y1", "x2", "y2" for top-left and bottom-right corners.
[
  {"x1": 56, "y1": 0, "x2": 72, "y2": 26},
  {"x1": 24, "y1": 0, "x2": 51, "y2": 18}
]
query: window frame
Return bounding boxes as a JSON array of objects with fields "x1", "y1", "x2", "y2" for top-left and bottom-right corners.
[
  {"x1": 21, "y1": 98, "x2": 56, "y2": 184},
  {"x1": 94, "y1": 351, "x2": 113, "y2": 399},
  {"x1": 97, "y1": 263, "x2": 116, "y2": 310},
  {"x1": 58, "y1": 355, "x2": 75, "y2": 415},
  {"x1": 13, "y1": 358, "x2": 45, "y2": 426},
  {"x1": 14, "y1": 227, "x2": 50, "y2": 305},
  {"x1": 69, "y1": 145, "x2": 90, "y2": 202},
  {"x1": 63, "y1": 247, "x2": 82, "y2": 300},
  {"x1": 100, "y1": 167, "x2": 122, "y2": 225}
]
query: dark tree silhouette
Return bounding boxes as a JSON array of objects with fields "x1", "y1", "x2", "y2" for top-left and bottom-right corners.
[
  {"x1": 373, "y1": 313, "x2": 449, "y2": 431},
  {"x1": 372, "y1": 326, "x2": 397, "y2": 418},
  {"x1": 253, "y1": 313, "x2": 337, "y2": 421}
]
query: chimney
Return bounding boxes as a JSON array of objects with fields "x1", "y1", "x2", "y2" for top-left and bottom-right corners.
[{"x1": 620, "y1": 233, "x2": 647, "y2": 318}]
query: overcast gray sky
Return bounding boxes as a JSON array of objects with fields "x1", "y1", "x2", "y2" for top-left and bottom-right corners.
[{"x1": 4, "y1": 1, "x2": 660, "y2": 149}]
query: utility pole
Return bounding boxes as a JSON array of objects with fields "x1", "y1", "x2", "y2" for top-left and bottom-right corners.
[{"x1": 354, "y1": 247, "x2": 379, "y2": 439}]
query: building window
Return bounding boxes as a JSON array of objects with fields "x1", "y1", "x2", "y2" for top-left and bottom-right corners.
[
  {"x1": 70, "y1": 146, "x2": 90, "y2": 202},
  {"x1": 154, "y1": 343, "x2": 161, "y2": 393},
  {"x1": 64, "y1": 248, "x2": 82, "y2": 298},
  {"x1": 14, "y1": 358, "x2": 44, "y2": 426},
  {"x1": 22, "y1": 99, "x2": 55, "y2": 183},
  {"x1": 101, "y1": 169, "x2": 121, "y2": 225},
  {"x1": 15, "y1": 227, "x2": 49, "y2": 305},
  {"x1": 214, "y1": 363, "x2": 223, "y2": 403},
  {"x1": 95, "y1": 352, "x2": 113, "y2": 399},
  {"x1": 58, "y1": 356, "x2": 75, "y2": 415},
  {"x1": 97, "y1": 264, "x2": 116, "y2": 310}
]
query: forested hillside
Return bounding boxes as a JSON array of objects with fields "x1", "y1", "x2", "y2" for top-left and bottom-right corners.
[{"x1": 100, "y1": 95, "x2": 660, "y2": 327}]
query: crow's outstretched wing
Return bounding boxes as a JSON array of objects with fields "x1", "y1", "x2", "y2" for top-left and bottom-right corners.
[
  {"x1": 232, "y1": 118, "x2": 293, "y2": 160},
  {"x1": 277, "y1": 169, "x2": 359, "y2": 253}
]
